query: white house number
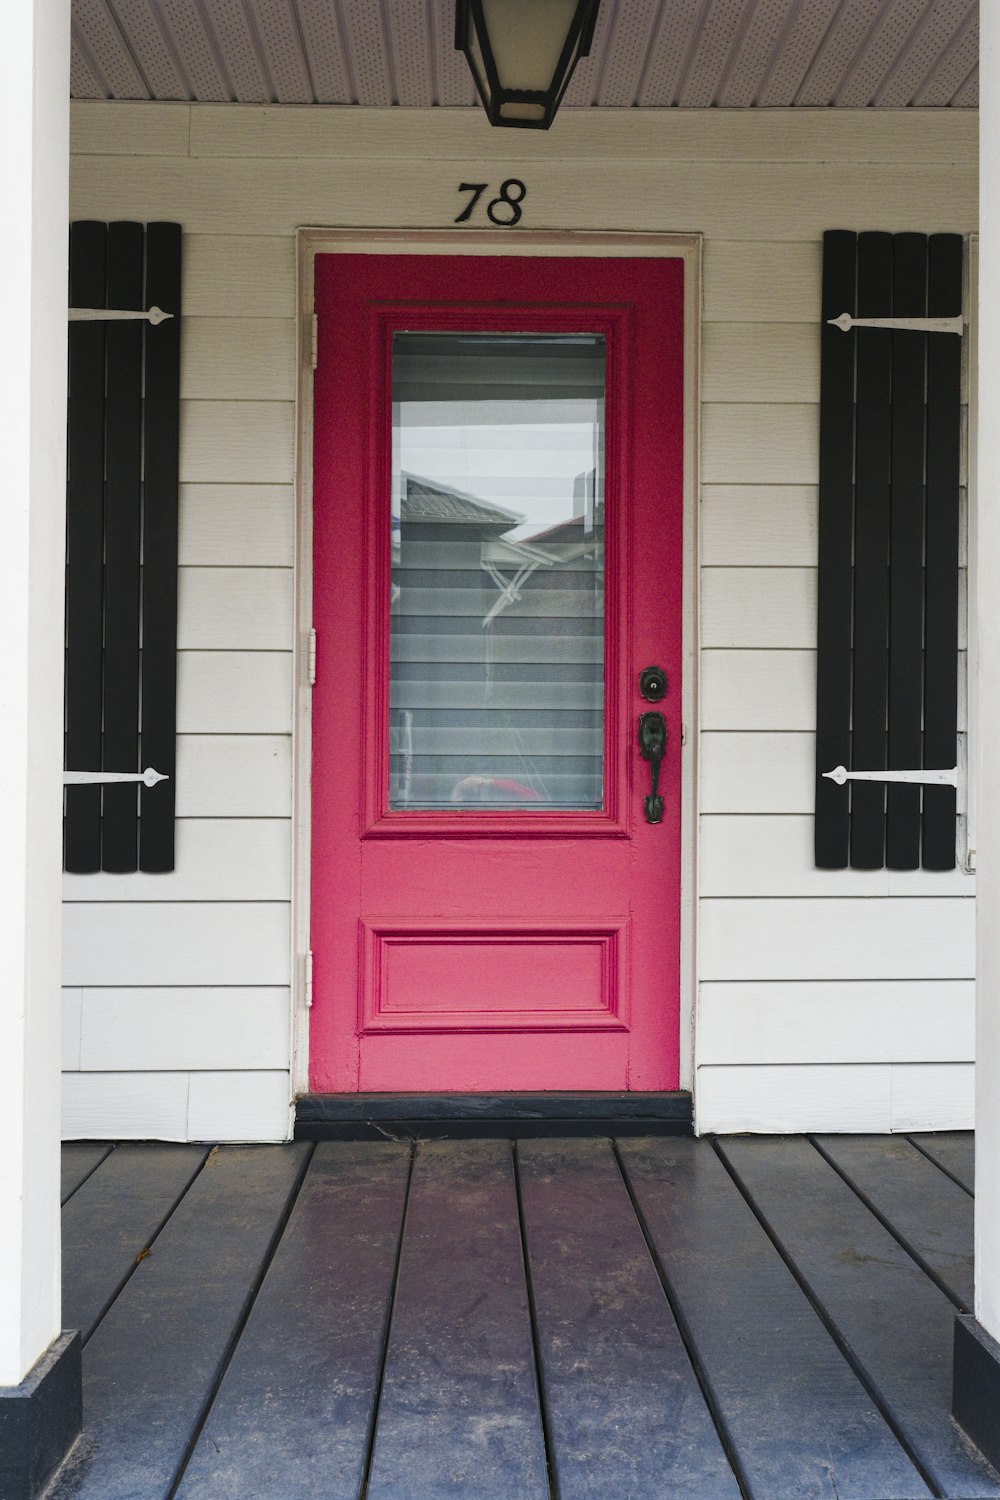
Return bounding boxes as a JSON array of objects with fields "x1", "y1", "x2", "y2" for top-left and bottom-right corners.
[{"x1": 454, "y1": 179, "x2": 527, "y2": 226}]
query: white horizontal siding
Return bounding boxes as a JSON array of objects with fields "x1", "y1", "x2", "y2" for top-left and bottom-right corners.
[{"x1": 68, "y1": 102, "x2": 977, "y2": 1139}]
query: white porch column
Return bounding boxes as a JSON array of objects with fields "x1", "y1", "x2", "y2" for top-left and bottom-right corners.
[{"x1": 0, "y1": 7, "x2": 77, "y2": 1494}]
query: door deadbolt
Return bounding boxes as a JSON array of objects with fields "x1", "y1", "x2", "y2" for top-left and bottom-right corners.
[{"x1": 639, "y1": 665, "x2": 667, "y2": 702}]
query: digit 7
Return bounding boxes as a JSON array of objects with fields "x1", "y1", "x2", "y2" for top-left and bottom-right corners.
[{"x1": 455, "y1": 183, "x2": 488, "y2": 224}]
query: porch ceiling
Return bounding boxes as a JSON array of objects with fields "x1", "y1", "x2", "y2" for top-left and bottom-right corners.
[{"x1": 71, "y1": 0, "x2": 978, "y2": 110}]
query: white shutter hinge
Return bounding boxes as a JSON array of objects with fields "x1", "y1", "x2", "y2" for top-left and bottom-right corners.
[
  {"x1": 64, "y1": 767, "x2": 168, "y2": 787},
  {"x1": 304, "y1": 950, "x2": 314, "y2": 1009},
  {"x1": 69, "y1": 306, "x2": 173, "y2": 325},
  {"x1": 828, "y1": 312, "x2": 963, "y2": 337},
  {"x1": 308, "y1": 627, "x2": 317, "y2": 686},
  {"x1": 823, "y1": 765, "x2": 958, "y2": 788},
  {"x1": 311, "y1": 312, "x2": 318, "y2": 370}
]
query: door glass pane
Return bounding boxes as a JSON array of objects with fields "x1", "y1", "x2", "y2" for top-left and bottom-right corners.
[{"x1": 389, "y1": 332, "x2": 605, "y2": 811}]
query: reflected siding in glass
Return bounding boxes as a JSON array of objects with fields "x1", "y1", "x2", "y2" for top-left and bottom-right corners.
[{"x1": 389, "y1": 333, "x2": 606, "y2": 811}]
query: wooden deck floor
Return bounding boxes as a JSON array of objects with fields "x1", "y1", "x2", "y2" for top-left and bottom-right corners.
[{"x1": 48, "y1": 1132, "x2": 997, "y2": 1500}]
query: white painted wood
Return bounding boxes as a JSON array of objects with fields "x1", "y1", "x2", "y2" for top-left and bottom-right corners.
[
  {"x1": 174, "y1": 735, "x2": 292, "y2": 817},
  {"x1": 701, "y1": 650, "x2": 815, "y2": 731},
  {"x1": 176, "y1": 568, "x2": 293, "y2": 650},
  {"x1": 180, "y1": 400, "x2": 295, "y2": 484},
  {"x1": 703, "y1": 241, "x2": 821, "y2": 323},
  {"x1": 177, "y1": 652, "x2": 292, "y2": 734},
  {"x1": 891, "y1": 1062, "x2": 975, "y2": 1131},
  {"x1": 78, "y1": 988, "x2": 290, "y2": 1070},
  {"x1": 695, "y1": 1064, "x2": 893, "y2": 1134},
  {"x1": 700, "y1": 732, "x2": 816, "y2": 813},
  {"x1": 187, "y1": 1070, "x2": 291, "y2": 1142},
  {"x1": 700, "y1": 486, "x2": 817, "y2": 566},
  {"x1": 698, "y1": 981, "x2": 975, "y2": 1065},
  {"x1": 702, "y1": 324, "x2": 819, "y2": 403},
  {"x1": 63, "y1": 903, "x2": 290, "y2": 987},
  {"x1": 181, "y1": 318, "x2": 296, "y2": 401},
  {"x1": 62, "y1": 1071, "x2": 189, "y2": 1141},
  {"x1": 70, "y1": 99, "x2": 190, "y2": 155},
  {"x1": 63, "y1": 820, "x2": 291, "y2": 902},
  {"x1": 182, "y1": 235, "x2": 296, "y2": 318},
  {"x1": 179, "y1": 484, "x2": 294, "y2": 566},
  {"x1": 701, "y1": 568, "x2": 816, "y2": 649},
  {"x1": 62, "y1": 989, "x2": 83, "y2": 1071},
  {"x1": 0, "y1": 0, "x2": 69, "y2": 1386},
  {"x1": 699, "y1": 898, "x2": 975, "y2": 981},
  {"x1": 701, "y1": 403, "x2": 818, "y2": 485}
]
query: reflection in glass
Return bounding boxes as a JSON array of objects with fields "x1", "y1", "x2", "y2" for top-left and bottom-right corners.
[{"x1": 389, "y1": 333, "x2": 605, "y2": 811}]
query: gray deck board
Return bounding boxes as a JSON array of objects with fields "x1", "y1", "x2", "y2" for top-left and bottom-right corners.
[
  {"x1": 815, "y1": 1134, "x2": 974, "y2": 1311},
  {"x1": 61, "y1": 1142, "x2": 113, "y2": 1204},
  {"x1": 518, "y1": 1137, "x2": 741, "y2": 1500},
  {"x1": 618, "y1": 1136, "x2": 931, "y2": 1500},
  {"x1": 175, "y1": 1141, "x2": 411, "y2": 1500},
  {"x1": 910, "y1": 1131, "x2": 976, "y2": 1193},
  {"x1": 366, "y1": 1140, "x2": 549, "y2": 1500},
  {"x1": 718, "y1": 1136, "x2": 1000, "y2": 1500}
]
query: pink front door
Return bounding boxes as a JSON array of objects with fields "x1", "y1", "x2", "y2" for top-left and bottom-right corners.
[{"x1": 310, "y1": 253, "x2": 684, "y2": 1093}]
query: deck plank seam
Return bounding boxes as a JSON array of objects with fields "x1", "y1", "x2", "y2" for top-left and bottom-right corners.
[
  {"x1": 511, "y1": 1138, "x2": 560, "y2": 1500},
  {"x1": 165, "y1": 1141, "x2": 317, "y2": 1500},
  {"x1": 807, "y1": 1135, "x2": 971, "y2": 1313},
  {"x1": 610, "y1": 1139, "x2": 754, "y2": 1500},
  {"x1": 61, "y1": 1143, "x2": 116, "y2": 1205},
  {"x1": 905, "y1": 1135, "x2": 975, "y2": 1198},
  {"x1": 358, "y1": 1138, "x2": 417, "y2": 1500},
  {"x1": 711, "y1": 1137, "x2": 945, "y2": 1500}
]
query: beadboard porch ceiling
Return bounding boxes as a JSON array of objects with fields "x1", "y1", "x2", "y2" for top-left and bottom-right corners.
[{"x1": 71, "y1": 0, "x2": 979, "y2": 110}]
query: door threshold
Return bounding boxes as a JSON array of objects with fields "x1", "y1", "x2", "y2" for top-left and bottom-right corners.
[{"x1": 294, "y1": 1092, "x2": 693, "y2": 1141}]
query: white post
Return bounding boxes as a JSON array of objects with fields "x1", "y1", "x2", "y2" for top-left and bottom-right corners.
[{"x1": 0, "y1": 0, "x2": 70, "y2": 1397}]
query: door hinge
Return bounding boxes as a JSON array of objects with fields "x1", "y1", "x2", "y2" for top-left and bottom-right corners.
[
  {"x1": 310, "y1": 312, "x2": 318, "y2": 370},
  {"x1": 304, "y1": 950, "x2": 314, "y2": 1009},
  {"x1": 308, "y1": 627, "x2": 317, "y2": 686}
]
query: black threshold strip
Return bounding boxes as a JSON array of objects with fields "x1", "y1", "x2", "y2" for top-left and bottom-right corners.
[
  {"x1": 511, "y1": 1140, "x2": 559, "y2": 1500},
  {"x1": 166, "y1": 1143, "x2": 316, "y2": 1499},
  {"x1": 710, "y1": 1139, "x2": 942, "y2": 1500},
  {"x1": 358, "y1": 1141, "x2": 417, "y2": 1500},
  {"x1": 808, "y1": 1136, "x2": 969, "y2": 1312},
  {"x1": 906, "y1": 1133, "x2": 976, "y2": 1197},
  {"x1": 609, "y1": 1141, "x2": 752, "y2": 1500}
]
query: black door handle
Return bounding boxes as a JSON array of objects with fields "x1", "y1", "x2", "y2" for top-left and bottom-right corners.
[{"x1": 638, "y1": 711, "x2": 667, "y2": 824}]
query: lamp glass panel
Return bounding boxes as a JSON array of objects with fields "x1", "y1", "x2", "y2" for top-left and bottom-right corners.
[{"x1": 479, "y1": 0, "x2": 580, "y2": 92}]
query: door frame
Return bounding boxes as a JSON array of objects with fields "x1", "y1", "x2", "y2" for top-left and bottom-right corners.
[{"x1": 291, "y1": 228, "x2": 702, "y2": 1097}]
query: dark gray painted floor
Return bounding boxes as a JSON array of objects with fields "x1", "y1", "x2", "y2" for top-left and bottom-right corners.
[{"x1": 48, "y1": 1131, "x2": 994, "y2": 1500}]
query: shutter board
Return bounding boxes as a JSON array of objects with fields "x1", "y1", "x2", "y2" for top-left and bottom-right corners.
[
  {"x1": 65, "y1": 222, "x2": 108, "y2": 874},
  {"x1": 815, "y1": 230, "x2": 856, "y2": 868},
  {"x1": 923, "y1": 233, "x2": 963, "y2": 871}
]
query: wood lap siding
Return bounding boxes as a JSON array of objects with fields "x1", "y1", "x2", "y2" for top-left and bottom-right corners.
[
  {"x1": 64, "y1": 220, "x2": 181, "y2": 874},
  {"x1": 815, "y1": 229, "x2": 964, "y2": 872}
]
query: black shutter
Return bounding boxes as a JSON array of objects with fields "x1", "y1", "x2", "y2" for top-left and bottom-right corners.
[
  {"x1": 815, "y1": 229, "x2": 964, "y2": 872},
  {"x1": 64, "y1": 221, "x2": 182, "y2": 874}
]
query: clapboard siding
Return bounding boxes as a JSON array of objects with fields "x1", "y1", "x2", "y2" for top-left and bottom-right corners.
[{"x1": 67, "y1": 102, "x2": 977, "y2": 1140}]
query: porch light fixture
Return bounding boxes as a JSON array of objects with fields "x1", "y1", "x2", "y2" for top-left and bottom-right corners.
[{"x1": 455, "y1": 0, "x2": 601, "y2": 130}]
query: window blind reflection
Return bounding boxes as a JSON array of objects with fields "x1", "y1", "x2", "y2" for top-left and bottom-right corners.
[{"x1": 389, "y1": 333, "x2": 606, "y2": 811}]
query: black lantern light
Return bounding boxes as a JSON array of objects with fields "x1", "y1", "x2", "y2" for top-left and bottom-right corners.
[{"x1": 455, "y1": 0, "x2": 601, "y2": 130}]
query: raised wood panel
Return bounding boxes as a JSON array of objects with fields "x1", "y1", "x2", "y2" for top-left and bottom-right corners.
[
  {"x1": 699, "y1": 816, "x2": 974, "y2": 897},
  {"x1": 184, "y1": 1070, "x2": 291, "y2": 1141},
  {"x1": 702, "y1": 324, "x2": 819, "y2": 403},
  {"x1": 71, "y1": 100, "x2": 191, "y2": 156},
  {"x1": 700, "y1": 732, "x2": 815, "y2": 812},
  {"x1": 174, "y1": 734, "x2": 292, "y2": 816},
  {"x1": 181, "y1": 103, "x2": 977, "y2": 164},
  {"x1": 701, "y1": 568, "x2": 816, "y2": 649},
  {"x1": 176, "y1": 567, "x2": 293, "y2": 649},
  {"x1": 69, "y1": 157, "x2": 976, "y2": 242},
  {"x1": 703, "y1": 242, "x2": 820, "y2": 323},
  {"x1": 181, "y1": 317, "x2": 296, "y2": 401},
  {"x1": 179, "y1": 400, "x2": 295, "y2": 484},
  {"x1": 701, "y1": 404, "x2": 818, "y2": 485},
  {"x1": 62, "y1": 988, "x2": 83, "y2": 1070},
  {"x1": 63, "y1": 902, "x2": 291, "y2": 986},
  {"x1": 182, "y1": 235, "x2": 296, "y2": 318},
  {"x1": 699, "y1": 898, "x2": 975, "y2": 981},
  {"x1": 63, "y1": 819, "x2": 291, "y2": 901},
  {"x1": 176, "y1": 652, "x2": 292, "y2": 733},
  {"x1": 700, "y1": 486, "x2": 817, "y2": 566},
  {"x1": 179, "y1": 484, "x2": 294, "y2": 566},
  {"x1": 62, "y1": 1070, "x2": 190, "y2": 1141},
  {"x1": 696, "y1": 1063, "x2": 893, "y2": 1133},
  {"x1": 77, "y1": 987, "x2": 291, "y2": 1070},
  {"x1": 700, "y1": 650, "x2": 815, "y2": 730},
  {"x1": 890, "y1": 1063, "x2": 974, "y2": 1130},
  {"x1": 697, "y1": 981, "x2": 975, "y2": 1065}
]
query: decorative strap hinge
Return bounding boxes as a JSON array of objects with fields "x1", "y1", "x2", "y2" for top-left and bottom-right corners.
[
  {"x1": 828, "y1": 312, "x2": 963, "y2": 336},
  {"x1": 69, "y1": 306, "x2": 174, "y2": 325},
  {"x1": 823, "y1": 765, "x2": 957, "y2": 788},
  {"x1": 64, "y1": 768, "x2": 169, "y2": 787}
]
